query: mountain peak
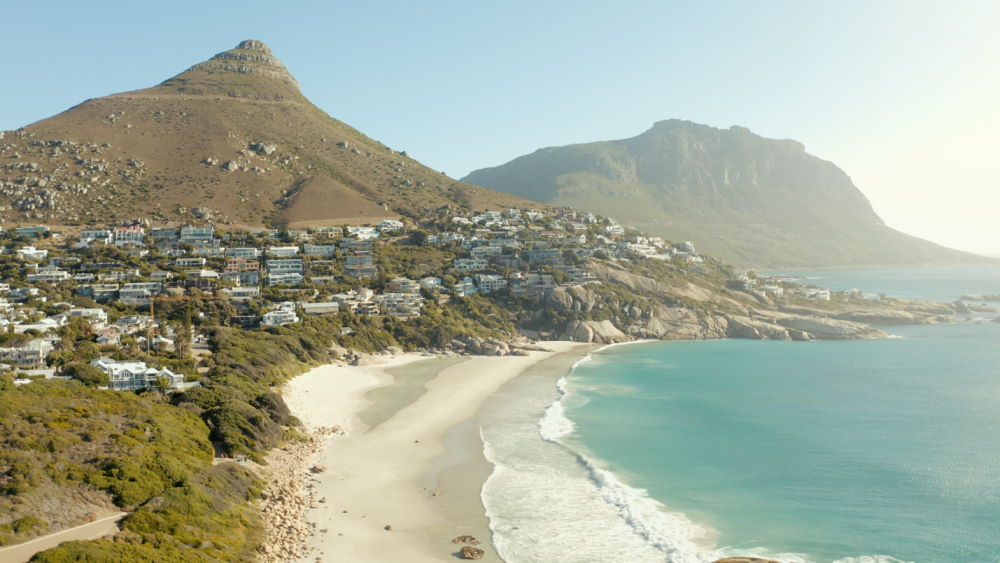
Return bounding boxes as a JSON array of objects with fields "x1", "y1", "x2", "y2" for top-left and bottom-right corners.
[
  {"x1": 185, "y1": 39, "x2": 297, "y2": 86},
  {"x1": 155, "y1": 39, "x2": 300, "y2": 99}
]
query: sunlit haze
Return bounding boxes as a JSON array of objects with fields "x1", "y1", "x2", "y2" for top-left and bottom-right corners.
[{"x1": 2, "y1": 0, "x2": 997, "y2": 255}]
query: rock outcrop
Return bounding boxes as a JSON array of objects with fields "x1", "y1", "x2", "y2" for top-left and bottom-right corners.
[
  {"x1": 459, "y1": 546, "x2": 485, "y2": 560},
  {"x1": 561, "y1": 319, "x2": 630, "y2": 343}
]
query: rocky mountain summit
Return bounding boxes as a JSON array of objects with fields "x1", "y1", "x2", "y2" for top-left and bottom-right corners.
[
  {"x1": 0, "y1": 40, "x2": 532, "y2": 229},
  {"x1": 463, "y1": 120, "x2": 987, "y2": 268}
]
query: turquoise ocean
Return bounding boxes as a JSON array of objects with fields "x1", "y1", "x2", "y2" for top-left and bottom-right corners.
[{"x1": 479, "y1": 264, "x2": 1000, "y2": 563}]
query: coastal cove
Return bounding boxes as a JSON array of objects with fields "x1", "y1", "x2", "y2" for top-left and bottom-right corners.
[{"x1": 273, "y1": 342, "x2": 587, "y2": 562}]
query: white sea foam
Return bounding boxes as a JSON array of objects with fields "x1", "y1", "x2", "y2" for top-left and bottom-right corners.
[{"x1": 538, "y1": 390, "x2": 575, "y2": 442}]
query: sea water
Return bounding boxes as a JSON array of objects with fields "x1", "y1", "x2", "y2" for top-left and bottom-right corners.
[{"x1": 480, "y1": 265, "x2": 1000, "y2": 562}]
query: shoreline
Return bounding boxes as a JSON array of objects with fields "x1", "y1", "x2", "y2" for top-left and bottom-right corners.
[{"x1": 266, "y1": 343, "x2": 585, "y2": 562}]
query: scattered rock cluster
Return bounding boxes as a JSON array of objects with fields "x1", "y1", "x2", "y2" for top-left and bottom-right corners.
[
  {"x1": 447, "y1": 335, "x2": 551, "y2": 356},
  {"x1": 256, "y1": 425, "x2": 343, "y2": 562},
  {"x1": 452, "y1": 536, "x2": 484, "y2": 559}
]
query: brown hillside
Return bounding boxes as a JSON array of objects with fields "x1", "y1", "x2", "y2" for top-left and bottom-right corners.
[
  {"x1": 0, "y1": 40, "x2": 535, "y2": 229},
  {"x1": 277, "y1": 174, "x2": 399, "y2": 228}
]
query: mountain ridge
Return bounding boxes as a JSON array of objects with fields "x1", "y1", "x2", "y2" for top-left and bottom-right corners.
[
  {"x1": 463, "y1": 119, "x2": 986, "y2": 268},
  {"x1": 0, "y1": 40, "x2": 535, "y2": 229}
]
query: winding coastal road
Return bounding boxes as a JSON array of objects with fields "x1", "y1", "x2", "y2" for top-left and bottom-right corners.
[{"x1": 0, "y1": 512, "x2": 126, "y2": 562}]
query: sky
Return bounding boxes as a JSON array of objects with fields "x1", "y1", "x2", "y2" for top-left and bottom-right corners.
[{"x1": 2, "y1": 0, "x2": 998, "y2": 255}]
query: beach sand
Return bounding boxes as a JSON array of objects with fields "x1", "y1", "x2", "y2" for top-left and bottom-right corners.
[{"x1": 278, "y1": 342, "x2": 584, "y2": 562}]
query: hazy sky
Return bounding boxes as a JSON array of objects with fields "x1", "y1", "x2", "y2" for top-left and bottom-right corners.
[{"x1": 2, "y1": 1, "x2": 998, "y2": 255}]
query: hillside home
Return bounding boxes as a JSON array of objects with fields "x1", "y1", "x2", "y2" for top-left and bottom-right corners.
[
  {"x1": 0, "y1": 339, "x2": 54, "y2": 368},
  {"x1": 179, "y1": 225, "x2": 214, "y2": 244},
  {"x1": 297, "y1": 302, "x2": 340, "y2": 316},
  {"x1": 262, "y1": 302, "x2": 299, "y2": 326},
  {"x1": 302, "y1": 244, "x2": 337, "y2": 257},
  {"x1": 17, "y1": 246, "x2": 48, "y2": 261},
  {"x1": 454, "y1": 258, "x2": 487, "y2": 271},
  {"x1": 113, "y1": 225, "x2": 145, "y2": 247},
  {"x1": 90, "y1": 357, "x2": 184, "y2": 391},
  {"x1": 222, "y1": 286, "x2": 261, "y2": 301},
  {"x1": 226, "y1": 247, "x2": 262, "y2": 259},
  {"x1": 378, "y1": 219, "x2": 404, "y2": 232},
  {"x1": 267, "y1": 246, "x2": 300, "y2": 257},
  {"x1": 387, "y1": 277, "x2": 420, "y2": 293},
  {"x1": 475, "y1": 274, "x2": 508, "y2": 294}
]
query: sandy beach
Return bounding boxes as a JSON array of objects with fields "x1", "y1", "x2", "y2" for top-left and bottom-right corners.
[{"x1": 270, "y1": 342, "x2": 585, "y2": 562}]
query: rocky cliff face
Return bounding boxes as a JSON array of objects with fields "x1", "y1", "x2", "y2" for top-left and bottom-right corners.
[
  {"x1": 520, "y1": 258, "x2": 962, "y2": 344},
  {"x1": 464, "y1": 120, "x2": 986, "y2": 268}
]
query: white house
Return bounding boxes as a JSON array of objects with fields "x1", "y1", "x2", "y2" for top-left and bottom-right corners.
[
  {"x1": 262, "y1": 302, "x2": 300, "y2": 326},
  {"x1": 90, "y1": 357, "x2": 184, "y2": 391},
  {"x1": 17, "y1": 246, "x2": 48, "y2": 261}
]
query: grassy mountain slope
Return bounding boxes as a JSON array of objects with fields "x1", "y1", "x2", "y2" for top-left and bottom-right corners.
[
  {"x1": 463, "y1": 119, "x2": 986, "y2": 268},
  {"x1": 0, "y1": 40, "x2": 534, "y2": 228}
]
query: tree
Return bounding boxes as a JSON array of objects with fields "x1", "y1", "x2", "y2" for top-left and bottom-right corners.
[{"x1": 63, "y1": 363, "x2": 109, "y2": 387}]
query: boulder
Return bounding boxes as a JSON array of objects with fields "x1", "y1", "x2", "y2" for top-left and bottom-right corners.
[
  {"x1": 561, "y1": 320, "x2": 629, "y2": 344},
  {"x1": 451, "y1": 535, "x2": 481, "y2": 545},
  {"x1": 459, "y1": 546, "x2": 485, "y2": 560}
]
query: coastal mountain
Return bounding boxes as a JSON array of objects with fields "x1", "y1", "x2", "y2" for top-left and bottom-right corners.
[
  {"x1": 0, "y1": 40, "x2": 533, "y2": 229},
  {"x1": 463, "y1": 120, "x2": 985, "y2": 268}
]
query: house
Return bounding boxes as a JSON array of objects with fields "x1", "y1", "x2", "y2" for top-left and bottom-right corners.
[
  {"x1": 262, "y1": 302, "x2": 299, "y2": 326},
  {"x1": 17, "y1": 246, "x2": 48, "y2": 261},
  {"x1": 26, "y1": 267, "x2": 71, "y2": 283},
  {"x1": 179, "y1": 225, "x2": 215, "y2": 244},
  {"x1": 76, "y1": 284, "x2": 119, "y2": 302},
  {"x1": 302, "y1": 244, "x2": 337, "y2": 258},
  {"x1": 378, "y1": 219, "x2": 404, "y2": 233},
  {"x1": 223, "y1": 286, "x2": 261, "y2": 301},
  {"x1": 119, "y1": 282, "x2": 162, "y2": 306},
  {"x1": 267, "y1": 246, "x2": 300, "y2": 258},
  {"x1": 387, "y1": 277, "x2": 420, "y2": 293},
  {"x1": 222, "y1": 271, "x2": 260, "y2": 286},
  {"x1": 113, "y1": 225, "x2": 145, "y2": 247},
  {"x1": 15, "y1": 226, "x2": 50, "y2": 238},
  {"x1": 150, "y1": 227, "x2": 179, "y2": 242},
  {"x1": 224, "y1": 257, "x2": 261, "y2": 273},
  {"x1": 340, "y1": 239, "x2": 374, "y2": 253},
  {"x1": 297, "y1": 302, "x2": 340, "y2": 316},
  {"x1": 475, "y1": 274, "x2": 508, "y2": 294},
  {"x1": 78, "y1": 229, "x2": 113, "y2": 246},
  {"x1": 0, "y1": 339, "x2": 54, "y2": 369},
  {"x1": 376, "y1": 293, "x2": 424, "y2": 319},
  {"x1": 67, "y1": 308, "x2": 108, "y2": 326},
  {"x1": 226, "y1": 247, "x2": 262, "y2": 259},
  {"x1": 115, "y1": 315, "x2": 156, "y2": 334},
  {"x1": 419, "y1": 277, "x2": 443, "y2": 291},
  {"x1": 176, "y1": 257, "x2": 207, "y2": 268},
  {"x1": 454, "y1": 258, "x2": 487, "y2": 271},
  {"x1": 346, "y1": 226, "x2": 379, "y2": 240},
  {"x1": 90, "y1": 357, "x2": 184, "y2": 391},
  {"x1": 344, "y1": 255, "x2": 377, "y2": 279},
  {"x1": 268, "y1": 272, "x2": 304, "y2": 286},
  {"x1": 454, "y1": 277, "x2": 478, "y2": 297}
]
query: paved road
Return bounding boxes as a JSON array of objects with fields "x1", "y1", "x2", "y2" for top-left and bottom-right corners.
[{"x1": 0, "y1": 512, "x2": 127, "y2": 563}]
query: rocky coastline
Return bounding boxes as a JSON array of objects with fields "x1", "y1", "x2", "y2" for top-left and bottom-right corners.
[{"x1": 255, "y1": 425, "x2": 342, "y2": 562}]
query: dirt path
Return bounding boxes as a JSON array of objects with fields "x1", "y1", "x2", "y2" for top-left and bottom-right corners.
[{"x1": 0, "y1": 512, "x2": 127, "y2": 562}]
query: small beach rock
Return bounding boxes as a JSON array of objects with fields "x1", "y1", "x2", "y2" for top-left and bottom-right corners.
[
  {"x1": 384, "y1": 524, "x2": 392, "y2": 531},
  {"x1": 459, "y1": 546, "x2": 485, "y2": 559},
  {"x1": 451, "y1": 535, "x2": 481, "y2": 545},
  {"x1": 310, "y1": 464, "x2": 326, "y2": 473}
]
